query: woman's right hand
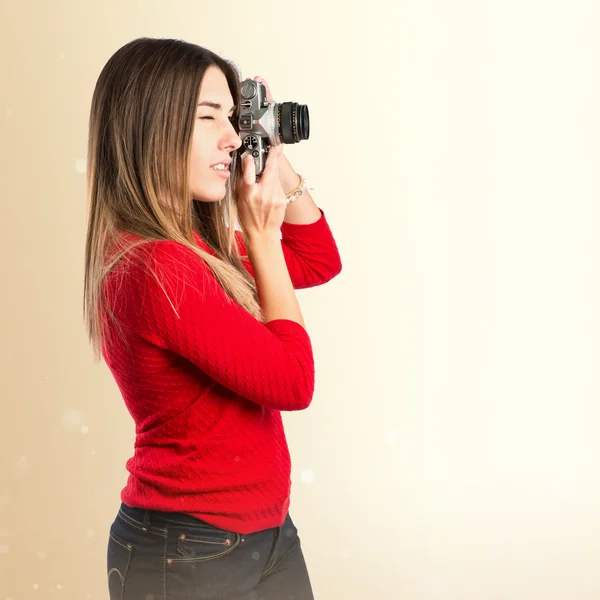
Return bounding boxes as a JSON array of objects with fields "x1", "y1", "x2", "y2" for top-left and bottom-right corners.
[{"x1": 237, "y1": 144, "x2": 289, "y2": 240}]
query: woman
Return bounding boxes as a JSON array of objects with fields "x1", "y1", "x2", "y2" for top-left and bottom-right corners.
[{"x1": 83, "y1": 37, "x2": 342, "y2": 599}]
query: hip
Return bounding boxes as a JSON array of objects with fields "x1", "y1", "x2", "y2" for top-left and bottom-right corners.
[{"x1": 107, "y1": 502, "x2": 298, "y2": 599}]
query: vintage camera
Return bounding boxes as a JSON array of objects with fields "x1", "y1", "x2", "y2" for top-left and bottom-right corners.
[{"x1": 237, "y1": 78, "x2": 310, "y2": 177}]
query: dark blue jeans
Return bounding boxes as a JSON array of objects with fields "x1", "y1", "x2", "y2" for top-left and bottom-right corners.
[{"x1": 107, "y1": 502, "x2": 315, "y2": 599}]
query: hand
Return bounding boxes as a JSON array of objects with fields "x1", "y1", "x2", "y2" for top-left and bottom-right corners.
[
  {"x1": 253, "y1": 76, "x2": 274, "y2": 103},
  {"x1": 237, "y1": 144, "x2": 288, "y2": 240}
]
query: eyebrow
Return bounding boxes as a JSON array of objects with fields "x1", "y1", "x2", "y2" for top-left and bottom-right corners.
[{"x1": 197, "y1": 101, "x2": 235, "y2": 113}]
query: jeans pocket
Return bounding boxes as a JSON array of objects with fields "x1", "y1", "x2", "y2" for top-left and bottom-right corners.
[
  {"x1": 107, "y1": 531, "x2": 133, "y2": 600},
  {"x1": 171, "y1": 524, "x2": 241, "y2": 562}
]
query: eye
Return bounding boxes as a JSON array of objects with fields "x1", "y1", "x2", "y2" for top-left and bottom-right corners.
[{"x1": 199, "y1": 116, "x2": 215, "y2": 120}]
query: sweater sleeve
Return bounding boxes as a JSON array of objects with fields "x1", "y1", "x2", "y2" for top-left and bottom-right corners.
[
  {"x1": 121, "y1": 240, "x2": 315, "y2": 411},
  {"x1": 234, "y1": 207, "x2": 342, "y2": 289}
]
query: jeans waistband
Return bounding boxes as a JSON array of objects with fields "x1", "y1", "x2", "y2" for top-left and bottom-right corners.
[{"x1": 119, "y1": 502, "x2": 217, "y2": 530}]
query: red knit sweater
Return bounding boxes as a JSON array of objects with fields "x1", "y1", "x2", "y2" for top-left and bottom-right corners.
[{"x1": 102, "y1": 208, "x2": 341, "y2": 534}]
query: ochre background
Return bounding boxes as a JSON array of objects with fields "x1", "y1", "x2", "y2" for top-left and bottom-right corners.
[{"x1": 1, "y1": 1, "x2": 599, "y2": 598}]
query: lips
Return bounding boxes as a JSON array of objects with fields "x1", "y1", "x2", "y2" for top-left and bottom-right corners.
[
  {"x1": 211, "y1": 166, "x2": 231, "y2": 179},
  {"x1": 210, "y1": 159, "x2": 232, "y2": 168}
]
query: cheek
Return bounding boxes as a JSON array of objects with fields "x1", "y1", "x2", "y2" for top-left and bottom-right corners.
[
  {"x1": 190, "y1": 137, "x2": 205, "y2": 167},
  {"x1": 190, "y1": 125, "x2": 211, "y2": 166}
]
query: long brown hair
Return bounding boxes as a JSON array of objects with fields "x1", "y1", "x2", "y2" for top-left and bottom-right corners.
[{"x1": 83, "y1": 37, "x2": 263, "y2": 363}]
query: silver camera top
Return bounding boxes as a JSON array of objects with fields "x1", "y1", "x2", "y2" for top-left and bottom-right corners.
[{"x1": 236, "y1": 78, "x2": 310, "y2": 177}]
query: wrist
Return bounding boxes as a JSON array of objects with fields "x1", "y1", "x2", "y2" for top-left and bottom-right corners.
[
  {"x1": 284, "y1": 172, "x2": 303, "y2": 196},
  {"x1": 246, "y1": 232, "x2": 281, "y2": 248},
  {"x1": 277, "y1": 151, "x2": 301, "y2": 192}
]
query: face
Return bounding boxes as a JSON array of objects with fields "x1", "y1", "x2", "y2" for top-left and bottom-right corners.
[{"x1": 189, "y1": 66, "x2": 242, "y2": 203}]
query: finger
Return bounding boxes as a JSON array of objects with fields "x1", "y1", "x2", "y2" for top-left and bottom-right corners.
[
  {"x1": 259, "y1": 145, "x2": 280, "y2": 184},
  {"x1": 241, "y1": 152, "x2": 256, "y2": 186},
  {"x1": 254, "y1": 76, "x2": 273, "y2": 102}
]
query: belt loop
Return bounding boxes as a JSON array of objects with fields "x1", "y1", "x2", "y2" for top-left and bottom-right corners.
[{"x1": 142, "y1": 510, "x2": 150, "y2": 531}]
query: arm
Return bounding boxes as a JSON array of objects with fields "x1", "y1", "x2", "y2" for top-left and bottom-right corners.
[
  {"x1": 242, "y1": 77, "x2": 342, "y2": 284},
  {"x1": 125, "y1": 241, "x2": 314, "y2": 411},
  {"x1": 246, "y1": 234, "x2": 305, "y2": 328},
  {"x1": 233, "y1": 207, "x2": 343, "y2": 289},
  {"x1": 278, "y1": 152, "x2": 321, "y2": 225}
]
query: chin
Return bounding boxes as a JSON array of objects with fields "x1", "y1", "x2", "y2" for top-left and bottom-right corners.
[{"x1": 192, "y1": 188, "x2": 227, "y2": 203}]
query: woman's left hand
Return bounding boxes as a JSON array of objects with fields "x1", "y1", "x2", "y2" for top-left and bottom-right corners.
[{"x1": 253, "y1": 76, "x2": 274, "y2": 103}]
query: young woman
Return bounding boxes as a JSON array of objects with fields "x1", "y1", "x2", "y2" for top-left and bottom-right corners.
[{"x1": 83, "y1": 37, "x2": 342, "y2": 599}]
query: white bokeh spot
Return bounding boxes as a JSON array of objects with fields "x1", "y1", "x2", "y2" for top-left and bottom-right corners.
[
  {"x1": 75, "y1": 158, "x2": 86, "y2": 174},
  {"x1": 62, "y1": 410, "x2": 83, "y2": 431},
  {"x1": 300, "y1": 469, "x2": 315, "y2": 484},
  {"x1": 385, "y1": 428, "x2": 399, "y2": 446},
  {"x1": 15, "y1": 456, "x2": 32, "y2": 474}
]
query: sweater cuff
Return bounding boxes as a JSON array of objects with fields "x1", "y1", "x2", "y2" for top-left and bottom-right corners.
[{"x1": 280, "y1": 208, "x2": 327, "y2": 239}]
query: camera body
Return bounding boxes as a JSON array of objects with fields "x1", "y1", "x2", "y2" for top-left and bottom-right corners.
[{"x1": 237, "y1": 78, "x2": 310, "y2": 177}]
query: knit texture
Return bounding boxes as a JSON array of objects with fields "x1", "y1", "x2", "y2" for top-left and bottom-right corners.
[{"x1": 102, "y1": 208, "x2": 341, "y2": 534}]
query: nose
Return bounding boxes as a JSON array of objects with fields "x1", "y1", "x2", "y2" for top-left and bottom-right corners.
[{"x1": 223, "y1": 123, "x2": 242, "y2": 153}]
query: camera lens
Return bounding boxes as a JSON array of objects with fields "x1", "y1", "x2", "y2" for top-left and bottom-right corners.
[{"x1": 279, "y1": 102, "x2": 310, "y2": 144}]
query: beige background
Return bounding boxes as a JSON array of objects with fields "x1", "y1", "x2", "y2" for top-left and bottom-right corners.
[{"x1": 1, "y1": 1, "x2": 599, "y2": 598}]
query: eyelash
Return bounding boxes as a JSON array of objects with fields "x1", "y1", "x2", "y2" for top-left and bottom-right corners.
[{"x1": 200, "y1": 116, "x2": 236, "y2": 124}]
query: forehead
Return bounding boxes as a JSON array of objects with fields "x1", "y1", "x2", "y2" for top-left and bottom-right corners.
[{"x1": 197, "y1": 66, "x2": 234, "y2": 107}]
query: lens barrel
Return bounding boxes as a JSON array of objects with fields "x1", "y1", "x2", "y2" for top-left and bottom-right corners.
[{"x1": 279, "y1": 102, "x2": 310, "y2": 144}]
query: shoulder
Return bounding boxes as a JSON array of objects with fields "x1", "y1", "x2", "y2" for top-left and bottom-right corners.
[
  {"x1": 120, "y1": 233, "x2": 205, "y2": 262},
  {"x1": 108, "y1": 235, "x2": 210, "y2": 290}
]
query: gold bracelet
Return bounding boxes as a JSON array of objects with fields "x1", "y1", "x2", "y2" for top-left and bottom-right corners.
[
  {"x1": 285, "y1": 173, "x2": 306, "y2": 201},
  {"x1": 284, "y1": 172, "x2": 302, "y2": 196}
]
